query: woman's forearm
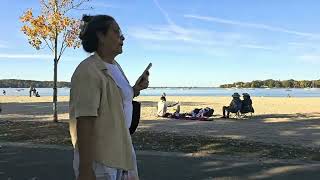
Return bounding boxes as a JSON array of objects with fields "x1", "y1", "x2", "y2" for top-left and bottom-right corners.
[
  {"x1": 77, "y1": 117, "x2": 95, "y2": 172},
  {"x1": 132, "y1": 86, "x2": 140, "y2": 97}
]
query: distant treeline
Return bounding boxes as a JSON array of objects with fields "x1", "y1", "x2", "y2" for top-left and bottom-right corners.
[
  {"x1": 220, "y1": 79, "x2": 320, "y2": 88},
  {"x1": 2, "y1": 79, "x2": 319, "y2": 89},
  {"x1": 0, "y1": 79, "x2": 70, "y2": 88}
]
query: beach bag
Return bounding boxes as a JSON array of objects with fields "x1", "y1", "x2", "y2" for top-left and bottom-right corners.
[
  {"x1": 203, "y1": 107, "x2": 214, "y2": 117},
  {"x1": 129, "y1": 101, "x2": 141, "y2": 134},
  {"x1": 190, "y1": 108, "x2": 201, "y2": 117}
]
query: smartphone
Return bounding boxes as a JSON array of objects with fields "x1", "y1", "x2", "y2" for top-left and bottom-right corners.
[{"x1": 137, "y1": 63, "x2": 152, "y2": 83}]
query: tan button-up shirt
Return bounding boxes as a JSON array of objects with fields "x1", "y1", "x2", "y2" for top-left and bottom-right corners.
[{"x1": 69, "y1": 54, "x2": 134, "y2": 170}]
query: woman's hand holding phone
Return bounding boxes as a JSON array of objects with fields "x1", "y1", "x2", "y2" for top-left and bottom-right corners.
[{"x1": 134, "y1": 63, "x2": 152, "y2": 91}]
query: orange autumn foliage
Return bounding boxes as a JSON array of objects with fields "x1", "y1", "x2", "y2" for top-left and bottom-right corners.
[{"x1": 20, "y1": 0, "x2": 88, "y2": 53}]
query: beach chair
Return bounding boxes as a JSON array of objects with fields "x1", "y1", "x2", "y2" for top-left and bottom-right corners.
[
  {"x1": 240, "y1": 106, "x2": 254, "y2": 118},
  {"x1": 229, "y1": 107, "x2": 254, "y2": 119},
  {"x1": 239, "y1": 93, "x2": 254, "y2": 119},
  {"x1": 229, "y1": 110, "x2": 242, "y2": 119},
  {"x1": 240, "y1": 111, "x2": 253, "y2": 119}
]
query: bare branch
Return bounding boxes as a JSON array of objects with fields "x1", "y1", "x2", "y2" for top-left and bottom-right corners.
[
  {"x1": 63, "y1": 0, "x2": 91, "y2": 14},
  {"x1": 40, "y1": 0, "x2": 49, "y2": 10},
  {"x1": 57, "y1": 30, "x2": 68, "y2": 62},
  {"x1": 50, "y1": 38, "x2": 54, "y2": 51},
  {"x1": 58, "y1": 44, "x2": 68, "y2": 61},
  {"x1": 43, "y1": 38, "x2": 54, "y2": 52},
  {"x1": 57, "y1": 44, "x2": 65, "y2": 61}
]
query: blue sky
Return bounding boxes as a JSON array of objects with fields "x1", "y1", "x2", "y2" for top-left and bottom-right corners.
[{"x1": 0, "y1": 0, "x2": 320, "y2": 87}]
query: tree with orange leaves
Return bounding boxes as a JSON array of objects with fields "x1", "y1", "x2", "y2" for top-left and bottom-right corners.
[{"x1": 20, "y1": 0, "x2": 90, "y2": 122}]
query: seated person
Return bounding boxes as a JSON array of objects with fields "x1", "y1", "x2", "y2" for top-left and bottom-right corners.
[
  {"x1": 157, "y1": 95, "x2": 180, "y2": 117},
  {"x1": 35, "y1": 91, "x2": 41, "y2": 97},
  {"x1": 221, "y1": 92, "x2": 242, "y2": 118},
  {"x1": 240, "y1": 93, "x2": 254, "y2": 113}
]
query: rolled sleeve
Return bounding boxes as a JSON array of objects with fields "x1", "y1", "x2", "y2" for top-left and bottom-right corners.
[{"x1": 70, "y1": 69, "x2": 101, "y2": 119}]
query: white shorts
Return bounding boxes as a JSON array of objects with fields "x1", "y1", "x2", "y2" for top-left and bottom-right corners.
[{"x1": 73, "y1": 144, "x2": 138, "y2": 180}]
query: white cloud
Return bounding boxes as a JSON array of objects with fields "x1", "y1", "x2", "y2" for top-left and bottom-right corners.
[
  {"x1": 0, "y1": 41, "x2": 8, "y2": 48},
  {"x1": 288, "y1": 42, "x2": 320, "y2": 49},
  {"x1": 0, "y1": 53, "x2": 82, "y2": 62},
  {"x1": 240, "y1": 44, "x2": 274, "y2": 51},
  {"x1": 150, "y1": 0, "x2": 192, "y2": 40},
  {"x1": 129, "y1": 1, "x2": 275, "y2": 52},
  {"x1": 288, "y1": 42, "x2": 307, "y2": 46},
  {"x1": 137, "y1": 41, "x2": 228, "y2": 57},
  {"x1": 0, "y1": 44, "x2": 7, "y2": 48},
  {"x1": 129, "y1": 25, "x2": 204, "y2": 43},
  {"x1": 129, "y1": 25, "x2": 276, "y2": 53},
  {"x1": 299, "y1": 55, "x2": 320, "y2": 63},
  {"x1": 153, "y1": 0, "x2": 176, "y2": 27},
  {"x1": 184, "y1": 14, "x2": 320, "y2": 39},
  {"x1": 0, "y1": 53, "x2": 51, "y2": 59},
  {"x1": 88, "y1": 2, "x2": 119, "y2": 9}
]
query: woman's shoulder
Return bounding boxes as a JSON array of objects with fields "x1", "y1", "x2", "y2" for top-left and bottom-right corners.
[
  {"x1": 77, "y1": 55, "x2": 97, "y2": 68},
  {"x1": 72, "y1": 55, "x2": 103, "y2": 79},
  {"x1": 75, "y1": 55, "x2": 104, "y2": 72}
]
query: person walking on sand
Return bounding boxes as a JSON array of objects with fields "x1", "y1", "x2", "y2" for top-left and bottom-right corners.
[
  {"x1": 69, "y1": 14, "x2": 149, "y2": 180},
  {"x1": 29, "y1": 86, "x2": 33, "y2": 97},
  {"x1": 2, "y1": 90, "x2": 6, "y2": 96},
  {"x1": 32, "y1": 88, "x2": 37, "y2": 96}
]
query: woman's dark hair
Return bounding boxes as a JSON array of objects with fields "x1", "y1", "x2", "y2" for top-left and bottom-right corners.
[
  {"x1": 160, "y1": 96, "x2": 166, "y2": 101},
  {"x1": 79, "y1": 14, "x2": 115, "y2": 53}
]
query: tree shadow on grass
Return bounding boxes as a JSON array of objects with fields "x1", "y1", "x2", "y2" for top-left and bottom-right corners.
[
  {"x1": 137, "y1": 112, "x2": 320, "y2": 161},
  {"x1": 0, "y1": 120, "x2": 70, "y2": 145},
  {"x1": 0, "y1": 101, "x2": 69, "y2": 123},
  {"x1": 1, "y1": 101, "x2": 69, "y2": 117}
]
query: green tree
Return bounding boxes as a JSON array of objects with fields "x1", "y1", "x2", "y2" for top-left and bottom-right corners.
[
  {"x1": 274, "y1": 81, "x2": 282, "y2": 88},
  {"x1": 264, "y1": 79, "x2": 274, "y2": 88},
  {"x1": 251, "y1": 80, "x2": 262, "y2": 88}
]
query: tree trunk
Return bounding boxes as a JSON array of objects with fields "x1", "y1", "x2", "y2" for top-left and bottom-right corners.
[
  {"x1": 53, "y1": 58, "x2": 58, "y2": 122},
  {"x1": 53, "y1": 20, "x2": 58, "y2": 122}
]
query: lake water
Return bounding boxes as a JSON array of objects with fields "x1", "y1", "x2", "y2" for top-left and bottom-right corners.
[{"x1": 1, "y1": 87, "x2": 320, "y2": 97}]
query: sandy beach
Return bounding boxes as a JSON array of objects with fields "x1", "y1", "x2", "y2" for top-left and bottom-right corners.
[
  {"x1": 134, "y1": 96, "x2": 320, "y2": 121},
  {"x1": 1, "y1": 96, "x2": 320, "y2": 147},
  {"x1": 1, "y1": 95, "x2": 320, "y2": 119}
]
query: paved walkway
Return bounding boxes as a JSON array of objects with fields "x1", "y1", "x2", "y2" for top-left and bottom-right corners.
[
  {"x1": 139, "y1": 115, "x2": 320, "y2": 148},
  {"x1": 1, "y1": 143, "x2": 320, "y2": 180}
]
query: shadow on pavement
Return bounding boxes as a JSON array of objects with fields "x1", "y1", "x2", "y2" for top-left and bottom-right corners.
[{"x1": 1, "y1": 146, "x2": 320, "y2": 180}]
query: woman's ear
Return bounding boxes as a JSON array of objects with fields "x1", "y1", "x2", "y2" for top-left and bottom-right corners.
[
  {"x1": 96, "y1": 31, "x2": 104, "y2": 43},
  {"x1": 97, "y1": 31, "x2": 109, "y2": 47}
]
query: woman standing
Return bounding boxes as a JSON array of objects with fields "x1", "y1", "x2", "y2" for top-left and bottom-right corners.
[{"x1": 69, "y1": 15, "x2": 149, "y2": 180}]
